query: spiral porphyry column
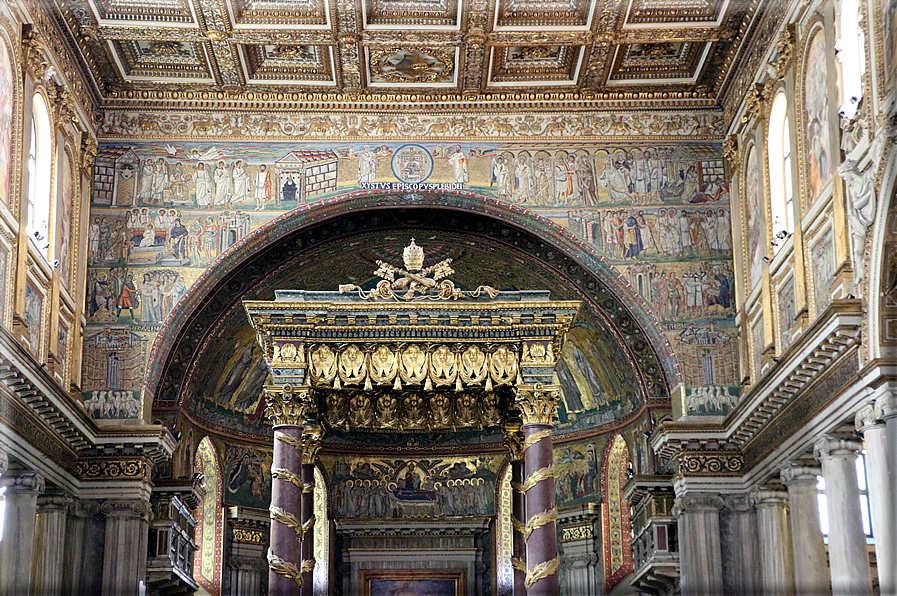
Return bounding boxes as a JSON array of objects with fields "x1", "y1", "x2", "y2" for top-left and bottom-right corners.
[
  {"x1": 515, "y1": 385, "x2": 561, "y2": 596},
  {"x1": 300, "y1": 426, "x2": 323, "y2": 593},
  {"x1": 265, "y1": 386, "x2": 313, "y2": 595}
]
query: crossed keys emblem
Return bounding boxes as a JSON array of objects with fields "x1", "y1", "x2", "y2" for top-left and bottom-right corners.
[{"x1": 339, "y1": 239, "x2": 499, "y2": 302}]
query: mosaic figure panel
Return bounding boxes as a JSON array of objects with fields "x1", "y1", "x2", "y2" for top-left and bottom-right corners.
[
  {"x1": 323, "y1": 454, "x2": 500, "y2": 519},
  {"x1": 553, "y1": 439, "x2": 604, "y2": 507},
  {"x1": 745, "y1": 146, "x2": 765, "y2": 289},
  {"x1": 778, "y1": 277, "x2": 796, "y2": 349},
  {"x1": 0, "y1": 37, "x2": 11, "y2": 208},
  {"x1": 223, "y1": 444, "x2": 273, "y2": 509},
  {"x1": 805, "y1": 30, "x2": 833, "y2": 203},
  {"x1": 24, "y1": 282, "x2": 42, "y2": 354},
  {"x1": 811, "y1": 227, "x2": 835, "y2": 313},
  {"x1": 57, "y1": 152, "x2": 74, "y2": 287},
  {"x1": 84, "y1": 139, "x2": 734, "y2": 420}
]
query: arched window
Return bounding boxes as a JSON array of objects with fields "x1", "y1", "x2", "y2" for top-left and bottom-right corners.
[
  {"x1": 768, "y1": 92, "x2": 794, "y2": 246},
  {"x1": 27, "y1": 93, "x2": 52, "y2": 257},
  {"x1": 838, "y1": 0, "x2": 866, "y2": 117},
  {"x1": 193, "y1": 437, "x2": 224, "y2": 596}
]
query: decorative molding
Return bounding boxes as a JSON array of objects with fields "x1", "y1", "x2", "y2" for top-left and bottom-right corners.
[
  {"x1": 560, "y1": 524, "x2": 595, "y2": 542},
  {"x1": 78, "y1": 458, "x2": 152, "y2": 482},
  {"x1": 232, "y1": 527, "x2": 265, "y2": 544},
  {"x1": 678, "y1": 450, "x2": 744, "y2": 475}
]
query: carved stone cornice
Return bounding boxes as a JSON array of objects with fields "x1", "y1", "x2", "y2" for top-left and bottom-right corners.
[
  {"x1": 502, "y1": 422, "x2": 525, "y2": 461},
  {"x1": 813, "y1": 436, "x2": 864, "y2": 460},
  {"x1": 0, "y1": 450, "x2": 7, "y2": 476},
  {"x1": 515, "y1": 385, "x2": 561, "y2": 426},
  {"x1": 264, "y1": 385, "x2": 314, "y2": 427}
]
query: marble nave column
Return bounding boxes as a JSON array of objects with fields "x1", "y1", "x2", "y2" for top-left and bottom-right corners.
[
  {"x1": 673, "y1": 493, "x2": 724, "y2": 596},
  {"x1": 780, "y1": 463, "x2": 829, "y2": 596},
  {"x1": 515, "y1": 385, "x2": 561, "y2": 596},
  {"x1": 0, "y1": 471, "x2": 44, "y2": 595},
  {"x1": 814, "y1": 437, "x2": 873, "y2": 596},
  {"x1": 265, "y1": 386, "x2": 313, "y2": 595}
]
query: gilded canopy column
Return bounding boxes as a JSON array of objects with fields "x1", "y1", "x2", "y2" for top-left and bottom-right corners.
[
  {"x1": 515, "y1": 384, "x2": 561, "y2": 595},
  {"x1": 265, "y1": 385, "x2": 313, "y2": 596},
  {"x1": 503, "y1": 422, "x2": 527, "y2": 596},
  {"x1": 300, "y1": 426, "x2": 322, "y2": 594}
]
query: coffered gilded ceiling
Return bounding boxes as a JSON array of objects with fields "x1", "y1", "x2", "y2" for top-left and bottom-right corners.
[{"x1": 52, "y1": 0, "x2": 752, "y2": 107}]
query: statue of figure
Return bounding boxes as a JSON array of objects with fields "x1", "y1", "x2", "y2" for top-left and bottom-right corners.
[{"x1": 839, "y1": 130, "x2": 887, "y2": 294}]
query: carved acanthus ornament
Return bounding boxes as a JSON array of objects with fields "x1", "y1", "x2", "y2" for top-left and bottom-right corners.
[
  {"x1": 264, "y1": 385, "x2": 314, "y2": 426},
  {"x1": 741, "y1": 82, "x2": 771, "y2": 124},
  {"x1": 53, "y1": 86, "x2": 79, "y2": 128},
  {"x1": 723, "y1": 134, "x2": 739, "y2": 171},
  {"x1": 770, "y1": 25, "x2": 795, "y2": 78},
  {"x1": 515, "y1": 385, "x2": 561, "y2": 426},
  {"x1": 23, "y1": 29, "x2": 52, "y2": 81},
  {"x1": 503, "y1": 423, "x2": 525, "y2": 461},
  {"x1": 81, "y1": 135, "x2": 98, "y2": 170},
  {"x1": 301, "y1": 426, "x2": 323, "y2": 461}
]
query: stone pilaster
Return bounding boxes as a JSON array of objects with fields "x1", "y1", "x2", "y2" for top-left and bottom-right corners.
[
  {"x1": 301, "y1": 425, "x2": 322, "y2": 594},
  {"x1": 748, "y1": 488, "x2": 794, "y2": 595},
  {"x1": 265, "y1": 385, "x2": 313, "y2": 595},
  {"x1": 32, "y1": 493, "x2": 71, "y2": 596},
  {"x1": 557, "y1": 507, "x2": 601, "y2": 596},
  {"x1": 0, "y1": 471, "x2": 44, "y2": 595},
  {"x1": 780, "y1": 463, "x2": 828, "y2": 596},
  {"x1": 227, "y1": 556, "x2": 268, "y2": 596},
  {"x1": 814, "y1": 437, "x2": 873, "y2": 596},
  {"x1": 226, "y1": 507, "x2": 270, "y2": 596},
  {"x1": 100, "y1": 499, "x2": 151, "y2": 596},
  {"x1": 502, "y1": 422, "x2": 526, "y2": 596},
  {"x1": 514, "y1": 384, "x2": 561, "y2": 596},
  {"x1": 673, "y1": 494, "x2": 724, "y2": 596}
]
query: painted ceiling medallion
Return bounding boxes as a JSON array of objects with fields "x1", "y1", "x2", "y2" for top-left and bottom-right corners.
[{"x1": 369, "y1": 48, "x2": 454, "y2": 83}]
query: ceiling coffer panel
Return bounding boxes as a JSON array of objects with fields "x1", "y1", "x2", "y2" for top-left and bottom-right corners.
[{"x1": 226, "y1": 0, "x2": 331, "y2": 27}]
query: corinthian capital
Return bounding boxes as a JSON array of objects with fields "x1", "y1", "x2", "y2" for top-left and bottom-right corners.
[
  {"x1": 264, "y1": 385, "x2": 314, "y2": 427},
  {"x1": 514, "y1": 384, "x2": 560, "y2": 426}
]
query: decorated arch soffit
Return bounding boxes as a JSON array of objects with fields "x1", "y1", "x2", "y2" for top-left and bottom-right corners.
[
  {"x1": 50, "y1": 0, "x2": 753, "y2": 110},
  {"x1": 146, "y1": 192, "x2": 678, "y2": 443}
]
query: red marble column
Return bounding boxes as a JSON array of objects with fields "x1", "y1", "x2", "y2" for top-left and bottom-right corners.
[
  {"x1": 300, "y1": 427, "x2": 323, "y2": 594},
  {"x1": 515, "y1": 385, "x2": 561, "y2": 596},
  {"x1": 265, "y1": 387, "x2": 312, "y2": 596}
]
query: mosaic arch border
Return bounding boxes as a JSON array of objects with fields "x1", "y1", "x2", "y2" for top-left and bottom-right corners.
[
  {"x1": 193, "y1": 436, "x2": 225, "y2": 596},
  {"x1": 143, "y1": 190, "x2": 681, "y2": 407},
  {"x1": 868, "y1": 142, "x2": 897, "y2": 359}
]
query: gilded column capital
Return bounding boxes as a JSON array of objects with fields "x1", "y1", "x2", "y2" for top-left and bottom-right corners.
[
  {"x1": 515, "y1": 384, "x2": 560, "y2": 426},
  {"x1": 22, "y1": 29, "x2": 52, "y2": 82},
  {"x1": 264, "y1": 385, "x2": 314, "y2": 427},
  {"x1": 502, "y1": 422, "x2": 525, "y2": 461},
  {"x1": 813, "y1": 436, "x2": 863, "y2": 460},
  {"x1": 53, "y1": 86, "x2": 79, "y2": 128},
  {"x1": 723, "y1": 135, "x2": 739, "y2": 171},
  {"x1": 302, "y1": 426, "x2": 323, "y2": 461}
]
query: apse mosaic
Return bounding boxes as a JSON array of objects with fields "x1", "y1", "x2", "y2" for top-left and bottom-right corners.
[{"x1": 83, "y1": 139, "x2": 737, "y2": 425}]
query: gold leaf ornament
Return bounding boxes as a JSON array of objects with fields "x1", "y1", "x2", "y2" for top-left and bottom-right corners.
[{"x1": 267, "y1": 551, "x2": 303, "y2": 586}]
